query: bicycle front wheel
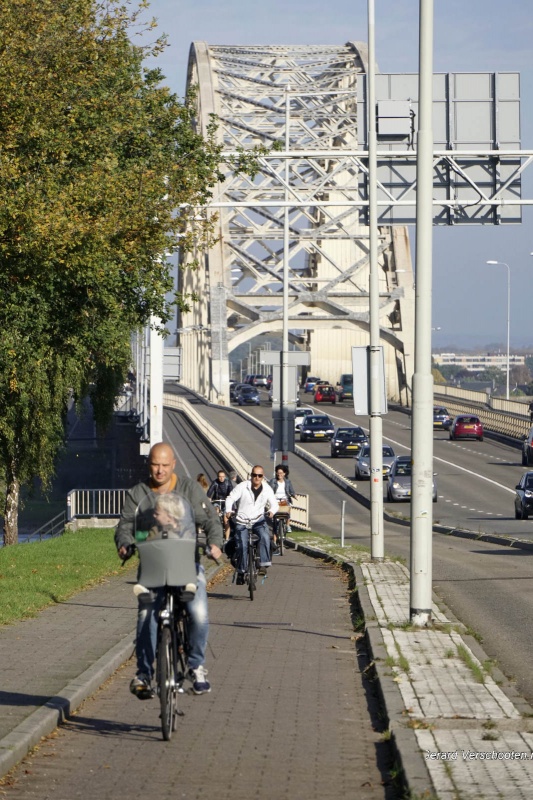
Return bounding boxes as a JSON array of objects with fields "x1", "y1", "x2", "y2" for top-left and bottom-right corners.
[
  {"x1": 278, "y1": 517, "x2": 285, "y2": 556},
  {"x1": 247, "y1": 540, "x2": 255, "y2": 601},
  {"x1": 158, "y1": 626, "x2": 176, "y2": 740}
]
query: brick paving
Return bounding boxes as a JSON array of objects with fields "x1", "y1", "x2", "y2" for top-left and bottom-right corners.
[{"x1": 0, "y1": 550, "x2": 399, "y2": 799}]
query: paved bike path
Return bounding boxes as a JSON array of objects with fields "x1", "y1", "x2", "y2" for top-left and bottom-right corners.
[{"x1": 0, "y1": 548, "x2": 398, "y2": 799}]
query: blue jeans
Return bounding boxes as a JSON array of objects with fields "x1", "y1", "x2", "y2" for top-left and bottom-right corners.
[
  {"x1": 135, "y1": 563, "x2": 208, "y2": 676},
  {"x1": 235, "y1": 519, "x2": 272, "y2": 573}
]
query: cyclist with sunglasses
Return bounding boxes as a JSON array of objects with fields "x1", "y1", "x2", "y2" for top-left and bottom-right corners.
[{"x1": 224, "y1": 465, "x2": 279, "y2": 584}]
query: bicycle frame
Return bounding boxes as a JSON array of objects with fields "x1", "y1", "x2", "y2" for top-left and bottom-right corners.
[{"x1": 246, "y1": 523, "x2": 260, "y2": 601}]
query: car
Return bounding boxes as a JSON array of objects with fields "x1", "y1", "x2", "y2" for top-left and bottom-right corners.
[
  {"x1": 514, "y1": 471, "x2": 533, "y2": 519},
  {"x1": 235, "y1": 385, "x2": 260, "y2": 406},
  {"x1": 250, "y1": 374, "x2": 268, "y2": 387},
  {"x1": 312, "y1": 380, "x2": 330, "y2": 394},
  {"x1": 299, "y1": 415, "x2": 335, "y2": 442},
  {"x1": 387, "y1": 456, "x2": 437, "y2": 503},
  {"x1": 449, "y1": 415, "x2": 483, "y2": 441},
  {"x1": 314, "y1": 385, "x2": 336, "y2": 404},
  {"x1": 522, "y1": 427, "x2": 533, "y2": 466},
  {"x1": 294, "y1": 408, "x2": 314, "y2": 430},
  {"x1": 303, "y1": 376, "x2": 321, "y2": 393},
  {"x1": 230, "y1": 382, "x2": 248, "y2": 402},
  {"x1": 336, "y1": 383, "x2": 353, "y2": 402},
  {"x1": 433, "y1": 406, "x2": 452, "y2": 430},
  {"x1": 355, "y1": 444, "x2": 396, "y2": 480},
  {"x1": 330, "y1": 426, "x2": 368, "y2": 458}
]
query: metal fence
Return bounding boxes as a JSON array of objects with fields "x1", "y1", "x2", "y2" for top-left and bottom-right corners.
[
  {"x1": 67, "y1": 488, "x2": 128, "y2": 521},
  {"x1": 21, "y1": 511, "x2": 67, "y2": 543}
]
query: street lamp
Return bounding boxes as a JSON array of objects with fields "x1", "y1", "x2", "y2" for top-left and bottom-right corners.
[{"x1": 486, "y1": 261, "x2": 510, "y2": 400}]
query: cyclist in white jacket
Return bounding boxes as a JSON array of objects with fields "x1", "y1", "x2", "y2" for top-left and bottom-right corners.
[{"x1": 224, "y1": 465, "x2": 279, "y2": 582}]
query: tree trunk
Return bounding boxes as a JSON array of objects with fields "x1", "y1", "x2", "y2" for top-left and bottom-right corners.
[{"x1": 3, "y1": 470, "x2": 20, "y2": 546}]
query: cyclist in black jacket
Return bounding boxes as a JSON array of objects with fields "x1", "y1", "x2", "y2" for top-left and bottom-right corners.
[
  {"x1": 207, "y1": 470, "x2": 234, "y2": 539},
  {"x1": 207, "y1": 470, "x2": 234, "y2": 502}
]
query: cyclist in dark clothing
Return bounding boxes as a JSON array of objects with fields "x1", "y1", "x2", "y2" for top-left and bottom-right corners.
[
  {"x1": 207, "y1": 470, "x2": 234, "y2": 502},
  {"x1": 207, "y1": 470, "x2": 234, "y2": 539}
]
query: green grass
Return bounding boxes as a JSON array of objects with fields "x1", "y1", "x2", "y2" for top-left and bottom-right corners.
[
  {"x1": 0, "y1": 528, "x2": 135, "y2": 625},
  {"x1": 289, "y1": 528, "x2": 372, "y2": 562},
  {"x1": 456, "y1": 642, "x2": 486, "y2": 684}
]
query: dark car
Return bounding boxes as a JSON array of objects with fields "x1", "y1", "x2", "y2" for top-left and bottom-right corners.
[
  {"x1": 337, "y1": 383, "x2": 353, "y2": 403},
  {"x1": 314, "y1": 385, "x2": 336, "y2": 404},
  {"x1": 330, "y1": 426, "x2": 368, "y2": 458},
  {"x1": 522, "y1": 427, "x2": 533, "y2": 466},
  {"x1": 230, "y1": 382, "x2": 248, "y2": 402},
  {"x1": 303, "y1": 376, "x2": 321, "y2": 393},
  {"x1": 236, "y1": 385, "x2": 260, "y2": 406},
  {"x1": 449, "y1": 415, "x2": 483, "y2": 442},
  {"x1": 299, "y1": 415, "x2": 335, "y2": 442},
  {"x1": 433, "y1": 406, "x2": 452, "y2": 430},
  {"x1": 514, "y1": 471, "x2": 533, "y2": 520}
]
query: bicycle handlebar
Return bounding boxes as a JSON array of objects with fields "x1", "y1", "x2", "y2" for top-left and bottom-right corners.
[
  {"x1": 120, "y1": 541, "x2": 222, "y2": 566},
  {"x1": 120, "y1": 543, "x2": 136, "y2": 564}
]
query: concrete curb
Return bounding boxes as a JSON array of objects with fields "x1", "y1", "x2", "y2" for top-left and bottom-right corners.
[
  {"x1": 287, "y1": 538, "x2": 434, "y2": 798},
  {"x1": 0, "y1": 631, "x2": 136, "y2": 778}
]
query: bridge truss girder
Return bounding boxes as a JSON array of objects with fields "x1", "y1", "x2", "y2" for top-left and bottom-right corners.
[{"x1": 180, "y1": 42, "x2": 415, "y2": 404}]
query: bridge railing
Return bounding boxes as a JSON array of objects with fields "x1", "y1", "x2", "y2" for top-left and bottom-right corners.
[
  {"x1": 67, "y1": 488, "x2": 128, "y2": 521},
  {"x1": 435, "y1": 384, "x2": 532, "y2": 420}
]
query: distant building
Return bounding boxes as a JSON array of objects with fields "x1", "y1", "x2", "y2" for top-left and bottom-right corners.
[{"x1": 433, "y1": 352, "x2": 525, "y2": 372}]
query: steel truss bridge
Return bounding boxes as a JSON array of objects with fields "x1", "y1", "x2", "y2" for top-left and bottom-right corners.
[{"x1": 178, "y1": 42, "x2": 415, "y2": 405}]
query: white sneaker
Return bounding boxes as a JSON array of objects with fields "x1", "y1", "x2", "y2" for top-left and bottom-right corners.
[
  {"x1": 189, "y1": 665, "x2": 211, "y2": 694},
  {"x1": 133, "y1": 583, "x2": 150, "y2": 597}
]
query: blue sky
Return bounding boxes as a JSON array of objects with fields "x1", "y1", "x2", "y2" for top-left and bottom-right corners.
[{"x1": 144, "y1": 0, "x2": 533, "y2": 350}]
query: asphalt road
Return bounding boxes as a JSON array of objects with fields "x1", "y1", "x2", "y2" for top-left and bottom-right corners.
[{"x1": 221, "y1": 392, "x2": 533, "y2": 706}]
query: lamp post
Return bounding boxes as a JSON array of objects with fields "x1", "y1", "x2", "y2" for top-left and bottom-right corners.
[{"x1": 486, "y1": 261, "x2": 510, "y2": 400}]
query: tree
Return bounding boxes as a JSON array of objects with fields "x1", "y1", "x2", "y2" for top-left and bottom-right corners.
[
  {"x1": 510, "y1": 364, "x2": 532, "y2": 387},
  {"x1": 0, "y1": 0, "x2": 225, "y2": 543}
]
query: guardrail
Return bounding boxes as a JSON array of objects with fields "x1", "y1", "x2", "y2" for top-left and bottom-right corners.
[
  {"x1": 433, "y1": 394, "x2": 531, "y2": 441},
  {"x1": 67, "y1": 488, "x2": 128, "y2": 521},
  {"x1": 435, "y1": 384, "x2": 532, "y2": 421},
  {"x1": 22, "y1": 511, "x2": 67, "y2": 542}
]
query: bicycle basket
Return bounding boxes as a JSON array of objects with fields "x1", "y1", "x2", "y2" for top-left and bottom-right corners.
[{"x1": 137, "y1": 538, "x2": 197, "y2": 589}]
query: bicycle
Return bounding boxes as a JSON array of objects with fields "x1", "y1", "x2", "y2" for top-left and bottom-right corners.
[
  {"x1": 245, "y1": 521, "x2": 261, "y2": 601},
  {"x1": 210, "y1": 498, "x2": 226, "y2": 519},
  {"x1": 226, "y1": 515, "x2": 261, "y2": 600},
  {"x1": 127, "y1": 537, "x2": 199, "y2": 740},
  {"x1": 273, "y1": 508, "x2": 290, "y2": 556}
]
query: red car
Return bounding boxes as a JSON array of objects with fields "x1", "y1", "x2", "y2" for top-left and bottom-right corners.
[
  {"x1": 314, "y1": 385, "x2": 336, "y2": 404},
  {"x1": 449, "y1": 415, "x2": 484, "y2": 442}
]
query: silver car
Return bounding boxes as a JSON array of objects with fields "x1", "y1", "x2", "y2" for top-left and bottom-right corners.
[
  {"x1": 387, "y1": 456, "x2": 438, "y2": 503},
  {"x1": 354, "y1": 444, "x2": 396, "y2": 480}
]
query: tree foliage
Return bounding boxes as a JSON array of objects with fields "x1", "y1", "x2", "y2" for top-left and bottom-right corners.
[{"x1": 0, "y1": 0, "x2": 225, "y2": 542}]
